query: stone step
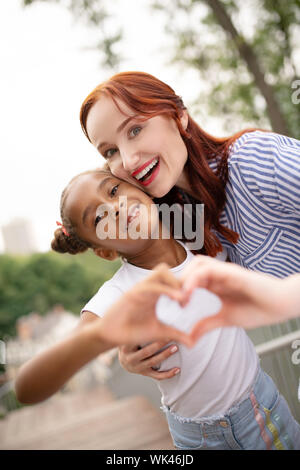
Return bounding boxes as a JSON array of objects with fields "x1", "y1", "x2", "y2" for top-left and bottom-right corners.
[
  {"x1": 0, "y1": 385, "x2": 115, "y2": 446},
  {"x1": 1, "y1": 395, "x2": 174, "y2": 450}
]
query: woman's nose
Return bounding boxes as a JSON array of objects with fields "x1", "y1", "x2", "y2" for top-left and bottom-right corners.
[{"x1": 121, "y1": 150, "x2": 140, "y2": 173}]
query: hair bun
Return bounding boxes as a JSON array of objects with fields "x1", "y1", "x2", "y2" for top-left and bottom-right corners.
[{"x1": 51, "y1": 228, "x2": 70, "y2": 253}]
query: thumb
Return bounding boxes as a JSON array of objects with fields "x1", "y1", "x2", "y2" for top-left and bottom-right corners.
[
  {"x1": 190, "y1": 313, "x2": 228, "y2": 342},
  {"x1": 160, "y1": 324, "x2": 195, "y2": 348}
]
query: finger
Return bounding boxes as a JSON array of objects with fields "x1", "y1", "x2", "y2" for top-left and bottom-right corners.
[
  {"x1": 119, "y1": 344, "x2": 140, "y2": 354},
  {"x1": 151, "y1": 263, "x2": 183, "y2": 289},
  {"x1": 178, "y1": 289, "x2": 192, "y2": 307},
  {"x1": 190, "y1": 313, "x2": 228, "y2": 341},
  {"x1": 142, "y1": 344, "x2": 179, "y2": 369},
  {"x1": 182, "y1": 267, "x2": 211, "y2": 293},
  {"x1": 146, "y1": 367, "x2": 181, "y2": 381},
  {"x1": 159, "y1": 324, "x2": 195, "y2": 348},
  {"x1": 180, "y1": 255, "x2": 210, "y2": 282},
  {"x1": 143, "y1": 282, "x2": 185, "y2": 303},
  {"x1": 182, "y1": 264, "x2": 226, "y2": 295},
  {"x1": 134, "y1": 341, "x2": 175, "y2": 362}
]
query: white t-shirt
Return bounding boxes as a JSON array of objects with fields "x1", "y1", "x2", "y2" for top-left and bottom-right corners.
[{"x1": 82, "y1": 242, "x2": 259, "y2": 420}]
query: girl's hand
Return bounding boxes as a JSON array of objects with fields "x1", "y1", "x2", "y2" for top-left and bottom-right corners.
[
  {"x1": 94, "y1": 263, "x2": 194, "y2": 348},
  {"x1": 180, "y1": 255, "x2": 300, "y2": 339},
  {"x1": 118, "y1": 342, "x2": 180, "y2": 380}
]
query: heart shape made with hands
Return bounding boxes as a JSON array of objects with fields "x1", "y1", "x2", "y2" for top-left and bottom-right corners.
[{"x1": 155, "y1": 287, "x2": 222, "y2": 333}]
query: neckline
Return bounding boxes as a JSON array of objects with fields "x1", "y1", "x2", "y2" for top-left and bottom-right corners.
[{"x1": 123, "y1": 240, "x2": 190, "y2": 274}]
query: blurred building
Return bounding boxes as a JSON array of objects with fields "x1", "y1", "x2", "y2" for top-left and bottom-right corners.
[{"x1": 1, "y1": 217, "x2": 38, "y2": 254}]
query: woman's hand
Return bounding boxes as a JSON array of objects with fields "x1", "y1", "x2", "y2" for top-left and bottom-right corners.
[
  {"x1": 180, "y1": 255, "x2": 300, "y2": 339},
  {"x1": 95, "y1": 263, "x2": 194, "y2": 348},
  {"x1": 118, "y1": 342, "x2": 180, "y2": 380}
]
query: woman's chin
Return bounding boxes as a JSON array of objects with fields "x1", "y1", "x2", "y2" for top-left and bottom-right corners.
[{"x1": 146, "y1": 180, "x2": 170, "y2": 198}]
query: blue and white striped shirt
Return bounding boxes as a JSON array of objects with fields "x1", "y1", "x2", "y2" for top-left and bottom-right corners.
[{"x1": 210, "y1": 131, "x2": 300, "y2": 278}]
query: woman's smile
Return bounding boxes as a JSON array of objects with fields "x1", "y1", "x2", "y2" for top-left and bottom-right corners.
[{"x1": 131, "y1": 156, "x2": 160, "y2": 187}]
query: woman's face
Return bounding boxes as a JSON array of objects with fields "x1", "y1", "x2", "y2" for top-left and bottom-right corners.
[{"x1": 85, "y1": 94, "x2": 189, "y2": 198}]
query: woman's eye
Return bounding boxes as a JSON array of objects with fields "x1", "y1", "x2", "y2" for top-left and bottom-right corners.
[
  {"x1": 110, "y1": 184, "x2": 119, "y2": 197},
  {"x1": 104, "y1": 148, "x2": 117, "y2": 159},
  {"x1": 129, "y1": 126, "x2": 142, "y2": 138}
]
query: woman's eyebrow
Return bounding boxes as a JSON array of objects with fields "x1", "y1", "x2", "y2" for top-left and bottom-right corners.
[
  {"x1": 82, "y1": 177, "x2": 113, "y2": 225},
  {"x1": 97, "y1": 116, "x2": 136, "y2": 152}
]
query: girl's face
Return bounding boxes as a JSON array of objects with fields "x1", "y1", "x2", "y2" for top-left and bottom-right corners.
[
  {"x1": 64, "y1": 172, "x2": 159, "y2": 257},
  {"x1": 85, "y1": 94, "x2": 189, "y2": 198}
]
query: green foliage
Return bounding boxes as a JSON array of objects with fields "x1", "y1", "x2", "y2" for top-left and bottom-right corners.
[
  {"x1": 22, "y1": 0, "x2": 300, "y2": 136},
  {"x1": 150, "y1": 0, "x2": 300, "y2": 137},
  {"x1": 1, "y1": 390, "x2": 24, "y2": 416},
  {"x1": 0, "y1": 251, "x2": 121, "y2": 338}
]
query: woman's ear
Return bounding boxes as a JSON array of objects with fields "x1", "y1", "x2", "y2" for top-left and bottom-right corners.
[
  {"x1": 93, "y1": 247, "x2": 119, "y2": 261},
  {"x1": 180, "y1": 110, "x2": 188, "y2": 131}
]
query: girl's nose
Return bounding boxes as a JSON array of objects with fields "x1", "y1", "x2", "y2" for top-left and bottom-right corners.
[{"x1": 113, "y1": 199, "x2": 124, "y2": 218}]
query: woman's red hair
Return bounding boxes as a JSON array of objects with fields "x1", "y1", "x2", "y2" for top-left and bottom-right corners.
[{"x1": 80, "y1": 71, "x2": 261, "y2": 257}]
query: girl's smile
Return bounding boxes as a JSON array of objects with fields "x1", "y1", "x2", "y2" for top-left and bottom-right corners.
[{"x1": 85, "y1": 94, "x2": 189, "y2": 198}]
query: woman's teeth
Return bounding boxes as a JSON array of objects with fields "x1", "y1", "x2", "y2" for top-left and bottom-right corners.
[{"x1": 134, "y1": 158, "x2": 159, "y2": 181}]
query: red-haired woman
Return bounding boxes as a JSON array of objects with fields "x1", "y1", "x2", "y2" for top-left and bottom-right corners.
[{"x1": 79, "y1": 71, "x2": 300, "y2": 399}]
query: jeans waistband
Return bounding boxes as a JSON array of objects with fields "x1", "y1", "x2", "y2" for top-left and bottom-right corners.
[{"x1": 163, "y1": 364, "x2": 265, "y2": 427}]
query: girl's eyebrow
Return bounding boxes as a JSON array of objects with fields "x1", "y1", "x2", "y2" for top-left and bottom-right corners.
[
  {"x1": 81, "y1": 176, "x2": 113, "y2": 225},
  {"x1": 97, "y1": 116, "x2": 136, "y2": 152}
]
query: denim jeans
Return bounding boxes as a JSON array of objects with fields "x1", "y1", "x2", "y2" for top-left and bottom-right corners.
[{"x1": 165, "y1": 367, "x2": 300, "y2": 450}]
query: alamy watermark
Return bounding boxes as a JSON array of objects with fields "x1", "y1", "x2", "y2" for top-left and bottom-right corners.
[
  {"x1": 291, "y1": 79, "x2": 300, "y2": 105},
  {"x1": 291, "y1": 339, "x2": 300, "y2": 402},
  {"x1": 95, "y1": 197, "x2": 204, "y2": 250},
  {"x1": 291, "y1": 339, "x2": 300, "y2": 365},
  {"x1": 0, "y1": 340, "x2": 5, "y2": 365}
]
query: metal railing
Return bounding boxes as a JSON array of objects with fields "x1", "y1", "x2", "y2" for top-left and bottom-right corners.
[
  {"x1": 252, "y1": 328, "x2": 300, "y2": 421},
  {"x1": 1, "y1": 331, "x2": 300, "y2": 419},
  {"x1": 255, "y1": 329, "x2": 300, "y2": 357}
]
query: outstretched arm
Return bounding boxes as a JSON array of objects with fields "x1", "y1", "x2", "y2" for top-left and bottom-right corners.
[
  {"x1": 179, "y1": 255, "x2": 300, "y2": 339},
  {"x1": 15, "y1": 264, "x2": 193, "y2": 404}
]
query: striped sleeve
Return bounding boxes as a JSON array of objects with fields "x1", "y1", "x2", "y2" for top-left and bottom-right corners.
[{"x1": 229, "y1": 131, "x2": 300, "y2": 214}]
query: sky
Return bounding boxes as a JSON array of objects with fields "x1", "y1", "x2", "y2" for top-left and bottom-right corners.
[{"x1": 0, "y1": 0, "x2": 224, "y2": 252}]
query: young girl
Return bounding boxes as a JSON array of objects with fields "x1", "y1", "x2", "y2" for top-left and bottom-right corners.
[{"x1": 17, "y1": 167, "x2": 300, "y2": 450}]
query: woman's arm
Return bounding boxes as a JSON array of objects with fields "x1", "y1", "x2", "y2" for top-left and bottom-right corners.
[
  {"x1": 179, "y1": 255, "x2": 300, "y2": 338},
  {"x1": 231, "y1": 131, "x2": 300, "y2": 214},
  {"x1": 15, "y1": 264, "x2": 193, "y2": 404}
]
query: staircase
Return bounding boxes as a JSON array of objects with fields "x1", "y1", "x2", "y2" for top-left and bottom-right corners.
[{"x1": 0, "y1": 386, "x2": 174, "y2": 450}]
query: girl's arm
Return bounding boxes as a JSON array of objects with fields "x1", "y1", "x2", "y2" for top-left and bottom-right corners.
[
  {"x1": 14, "y1": 317, "x2": 114, "y2": 404},
  {"x1": 15, "y1": 263, "x2": 193, "y2": 404}
]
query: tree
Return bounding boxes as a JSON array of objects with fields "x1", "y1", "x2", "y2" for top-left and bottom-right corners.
[
  {"x1": 152, "y1": 0, "x2": 300, "y2": 137},
  {"x1": 0, "y1": 251, "x2": 120, "y2": 338},
  {"x1": 22, "y1": 0, "x2": 300, "y2": 136}
]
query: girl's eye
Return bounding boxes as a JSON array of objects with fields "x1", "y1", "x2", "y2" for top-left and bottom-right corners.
[
  {"x1": 110, "y1": 184, "x2": 119, "y2": 197},
  {"x1": 104, "y1": 148, "x2": 118, "y2": 159},
  {"x1": 129, "y1": 126, "x2": 142, "y2": 138},
  {"x1": 94, "y1": 214, "x2": 103, "y2": 227}
]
